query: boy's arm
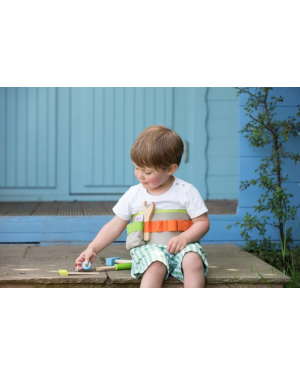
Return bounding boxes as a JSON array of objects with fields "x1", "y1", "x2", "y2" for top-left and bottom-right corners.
[
  {"x1": 75, "y1": 216, "x2": 130, "y2": 268},
  {"x1": 182, "y1": 213, "x2": 210, "y2": 243},
  {"x1": 167, "y1": 213, "x2": 210, "y2": 254}
]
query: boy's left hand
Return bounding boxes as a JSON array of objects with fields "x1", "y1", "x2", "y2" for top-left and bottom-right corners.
[{"x1": 167, "y1": 235, "x2": 188, "y2": 254}]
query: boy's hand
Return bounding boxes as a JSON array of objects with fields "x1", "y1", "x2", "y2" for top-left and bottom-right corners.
[
  {"x1": 167, "y1": 235, "x2": 188, "y2": 254},
  {"x1": 75, "y1": 247, "x2": 97, "y2": 271}
]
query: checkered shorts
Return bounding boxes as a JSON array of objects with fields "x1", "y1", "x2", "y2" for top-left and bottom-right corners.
[{"x1": 130, "y1": 242, "x2": 209, "y2": 282}]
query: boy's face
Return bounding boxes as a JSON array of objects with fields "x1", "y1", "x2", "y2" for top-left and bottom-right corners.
[{"x1": 133, "y1": 163, "x2": 176, "y2": 191}]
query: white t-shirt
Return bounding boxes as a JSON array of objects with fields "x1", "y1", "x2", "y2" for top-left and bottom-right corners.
[{"x1": 113, "y1": 176, "x2": 208, "y2": 221}]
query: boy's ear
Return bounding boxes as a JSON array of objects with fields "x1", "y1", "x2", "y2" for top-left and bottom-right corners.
[{"x1": 167, "y1": 164, "x2": 178, "y2": 175}]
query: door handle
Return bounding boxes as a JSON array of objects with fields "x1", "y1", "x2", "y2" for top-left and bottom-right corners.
[{"x1": 184, "y1": 141, "x2": 188, "y2": 162}]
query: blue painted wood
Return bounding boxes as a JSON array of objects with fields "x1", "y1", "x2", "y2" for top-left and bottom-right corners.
[
  {"x1": 16, "y1": 88, "x2": 27, "y2": 187},
  {"x1": 37, "y1": 87, "x2": 47, "y2": 186},
  {"x1": 27, "y1": 87, "x2": 38, "y2": 187},
  {"x1": 208, "y1": 101, "x2": 239, "y2": 120},
  {"x1": 48, "y1": 88, "x2": 56, "y2": 187},
  {"x1": 0, "y1": 88, "x2": 68, "y2": 200},
  {"x1": 104, "y1": 87, "x2": 114, "y2": 186},
  {"x1": 174, "y1": 87, "x2": 191, "y2": 183},
  {"x1": 207, "y1": 138, "x2": 238, "y2": 157},
  {"x1": 1, "y1": 210, "x2": 298, "y2": 244},
  {"x1": 0, "y1": 88, "x2": 6, "y2": 185},
  {"x1": 145, "y1": 88, "x2": 154, "y2": 127},
  {"x1": 2, "y1": 85, "x2": 296, "y2": 230},
  {"x1": 155, "y1": 88, "x2": 165, "y2": 122},
  {"x1": 209, "y1": 157, "x2": 238, "y2": 175},
  {"x1": 0, "y1": 216, "x2": 127, "y2": 242},
  {"x1": 192, "y1": 88, "x2": 208, "y2": 199},
  {"x1": 208, "y1": 119, "x2": 239, "y2": 138},
  {"x1": 1, "y1": 87, "x2": 240, "y2": 201},
  {"x1": 174, "y1": 88, "x2": 208, "y2": 198},
  {"x1": 94, "y1": 88, "x2": 104, "y2": 186},
  {"x1": 70, "y1": 88, "x2": 174, "y2": 195},
  {"x1": 165, "y1": 88, "x2": 173, "y2": 126},
  {"x1": 206, "y1": 87, "x2": 239, "y2": 199},
  {"x1": 207, "y1": 87, "x2": 238, "y2": 101},
  {"x1": 6, "y1": 88, "x2": 17, "y2": 187},
  {"x1": 56, "y1": 88, "x2": 70, "y2": 197},
  {"x1": 135, "y1": 87, "x2": 144, "y2": 140},
  {"x1": 84, "y1": 88, "x2": 94, "y2": 187},
  {"x1": 240, "y1": 157, "x2": 300, "y2": 183},
  {"x1": 207, "y1": 176, "x2": 238, "y2": 199},
  {"x1": 124, "y1": 87, "x2": 135, "y2": 187},
  {"x1": 0, "y1": 88, "x2": 56, "y2": 189},
  {"x1": 239, "y1": 87, "x2": 300, "y2": 107},
  {"x1": 114, "y1": 88, "x2": 125, "y2": 186}
]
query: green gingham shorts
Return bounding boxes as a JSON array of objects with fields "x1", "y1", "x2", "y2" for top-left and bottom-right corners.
[{"x1": 130, "y1": 242, "x2": 209, "y2": 282}]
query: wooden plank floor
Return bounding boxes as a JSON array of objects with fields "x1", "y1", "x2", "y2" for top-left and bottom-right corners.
[{"x1": 0, "y1": 200, "x2": 238, "y2": 216}]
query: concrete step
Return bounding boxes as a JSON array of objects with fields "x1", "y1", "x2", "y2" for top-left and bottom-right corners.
[{"x1": 0, "y1": 244, "x2": 290, "y2": 288}]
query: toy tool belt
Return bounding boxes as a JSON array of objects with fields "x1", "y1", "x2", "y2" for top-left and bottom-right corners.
[
  {"x1": 128, "y1": 220, "x2": 192, "y2": 234},
  {"x1": 126, "y1": 209, "x2": 192, "y2": 249}
]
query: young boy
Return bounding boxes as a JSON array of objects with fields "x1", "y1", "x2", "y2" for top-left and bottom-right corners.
[{"x1": 75, "y1": 125, "x2": 210, "y2": 288}]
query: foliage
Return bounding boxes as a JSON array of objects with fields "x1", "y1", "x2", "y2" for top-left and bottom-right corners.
[{"x1": 227, "y1": 87, "x2": 300, "y2": 286}]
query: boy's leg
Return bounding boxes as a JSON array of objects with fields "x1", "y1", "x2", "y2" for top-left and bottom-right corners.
[
  {"x1": 140, "y1": 261, "x2": 167, "y2": 288},
  {"x1": 182, "y1": 252, "x2": 205, "y2": 288}
]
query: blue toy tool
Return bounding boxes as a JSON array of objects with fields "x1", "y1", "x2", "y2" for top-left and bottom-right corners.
[
  {"x1": 106, "y1": 257, "x2": 120, "y2": 266},
  {"x1": 82, "y1": 261, "x2": 92, "y2": 271}
]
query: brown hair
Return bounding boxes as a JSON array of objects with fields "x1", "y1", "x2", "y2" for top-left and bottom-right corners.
[{"x1": 130, "y1": 125, "x2": 184, "y2": 170}]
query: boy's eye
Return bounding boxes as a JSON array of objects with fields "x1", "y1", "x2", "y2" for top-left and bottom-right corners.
[{"x1": 145, "y1": 172, "x2": 151, "y2": 175}]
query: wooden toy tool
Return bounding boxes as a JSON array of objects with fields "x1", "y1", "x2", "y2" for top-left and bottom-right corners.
[
  {"x1": 142, "y1": 201, "x2": 155, "y2": 241},
  {"x1": 58, "y1": 270, "x2": 99, "y2": 276},
  {"x1": 106, "y1": 257, "x2": 132, "y2": 266},
  {"x1": 96, "y1": 263, "x2": 132, "y2": 272}
]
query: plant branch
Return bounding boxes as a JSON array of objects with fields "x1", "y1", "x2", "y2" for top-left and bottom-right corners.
[
  {"x1": 249, "y1": 114, "x2": 275, "y2": 135},
  {"x1": 231, "y1": 87, "x2": 299, "y2": 256},
  {"x1": 236, "y1": 87, "x2": 259, "y2": 99},
  {"x1": 241, "y1": 175, "x2": 278, "y2": 190}
]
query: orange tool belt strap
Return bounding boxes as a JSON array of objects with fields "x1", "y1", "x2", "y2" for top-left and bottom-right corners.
[{"x1": 144, "y1": 220, "x2": 193, "y2": 233}]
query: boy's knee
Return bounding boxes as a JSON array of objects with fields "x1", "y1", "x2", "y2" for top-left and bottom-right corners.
[
  {"x1": 182, "y1": 252, "x2": 204, "y2": 273},
  {"x1": 147, "y1": 261, "x2": 167, "y2": 276}
]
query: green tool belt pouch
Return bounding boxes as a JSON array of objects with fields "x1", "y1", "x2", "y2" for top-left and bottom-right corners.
[{"x1": 126, "y1": 222, "x2": 145, "y2": 250}]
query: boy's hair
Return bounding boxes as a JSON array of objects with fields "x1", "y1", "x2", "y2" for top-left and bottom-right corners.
[{"x1": 130, "y1": 125, "x2": 184, "y2": 170}]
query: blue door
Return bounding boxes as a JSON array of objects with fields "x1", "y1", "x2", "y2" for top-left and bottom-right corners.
[
  {"x1": 70, "y1": 87, "x2": 173, "y2": 194},
  {"x1": 0, "y1": 87, "x2": 238, "y2": 201}
]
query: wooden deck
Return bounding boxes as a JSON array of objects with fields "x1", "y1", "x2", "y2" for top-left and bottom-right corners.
[{"x1": 0, "y1": 200, "x2": 238, "y2": 216}]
